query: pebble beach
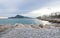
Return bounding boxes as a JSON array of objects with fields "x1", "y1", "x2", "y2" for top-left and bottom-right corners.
[{"x1": 0, "y1": 24, "x2": 60, "y2": 38}]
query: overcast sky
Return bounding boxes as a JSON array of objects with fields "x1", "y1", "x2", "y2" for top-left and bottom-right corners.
[{"x1": 0, "y1": 0, "x2": 60, "y2": 17}]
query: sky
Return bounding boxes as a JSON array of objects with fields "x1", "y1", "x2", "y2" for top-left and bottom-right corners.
[{"x1": 0, "y1": 0, "x2": 60, "y2": 17}]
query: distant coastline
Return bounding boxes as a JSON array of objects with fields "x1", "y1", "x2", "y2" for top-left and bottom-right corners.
[
  {"x1": 8, "y1": 15, "x2": 31, "y2": 19},
  {"x1": 0, "y1": 17, "x2": 8, "y2": 19}
]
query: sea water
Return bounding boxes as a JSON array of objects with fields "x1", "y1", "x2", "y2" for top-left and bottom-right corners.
[{"x1": 0, "y1": 18, "x2": 40, "y2": 25}]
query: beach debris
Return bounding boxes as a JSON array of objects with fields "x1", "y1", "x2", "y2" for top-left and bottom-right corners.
[
  {"x1": 30, "y1": 24, "x2": 40, "y2": 29},
  {"x1": 0, "y1": 25, "x2": 13, "y2": 32},
  {"x1": 15, "y1": 24, "x2": 25, "y2": 28},
  {"x1": 39, "y1": 24, "x2": 43, "y2": 28}
]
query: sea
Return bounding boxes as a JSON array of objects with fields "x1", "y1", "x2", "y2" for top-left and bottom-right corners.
[{"x1": 0, "y1": 18, "x2": 41, "y2": 25}]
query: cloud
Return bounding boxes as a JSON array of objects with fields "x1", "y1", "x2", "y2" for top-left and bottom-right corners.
[
  {"x1": 0, "y1": 0, "x2": 60, "y2": 17},
  {"x1": 25, "y1": 7, "x2": 60, "y2": 17},
  {"x1": 0, "y1": 0, "x2": 25, "y2": 8},
  {"x1": 21, "y1": 8, "x2": 52, "y2": 17},
  {"x1": 21, "y1": 0, "x2": 60, "y2": 17}
]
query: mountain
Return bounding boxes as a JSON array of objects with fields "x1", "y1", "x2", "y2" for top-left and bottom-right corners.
[{"x1": 8, "y1": 15, "x2": 30, "y2": 19}]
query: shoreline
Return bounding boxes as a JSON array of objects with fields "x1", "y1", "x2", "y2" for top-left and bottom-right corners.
[
  {"x1": 38, "y1": 18, "x2": 60, "y2": 23},
  {"x1": 0, "y1": 23, "x2": 59, "y2": 32}
]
